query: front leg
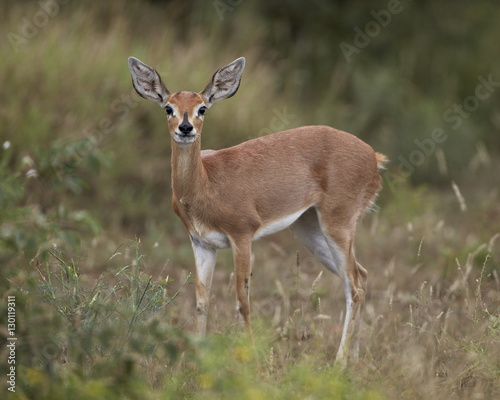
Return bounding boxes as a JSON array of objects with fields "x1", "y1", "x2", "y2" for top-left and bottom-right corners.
[
  {"x1": 231, "y1": 238, "x2": 253, "y2": 332},
  {"x1": 190, "y1": 235, "x2": 217, "y2": 337}
]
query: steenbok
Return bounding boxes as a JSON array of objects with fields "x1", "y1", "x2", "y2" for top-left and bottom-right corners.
[{"x1": 128, "y1": 56, "x2": 386, "y2": 366}]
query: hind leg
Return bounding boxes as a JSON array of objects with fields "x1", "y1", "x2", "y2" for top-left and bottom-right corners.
[
  {"x1": 352, "y1": 261, "x2": 367, "y2": 359},
  {"x1": 291, "y1": 208, "x2": 367, "y2": 366},
  {"x1": 311, "y1": 209, "x2": 366, "y2": 367},
  {"x1": 290, "y1": 208, "x2": 340, "y2": 275},
  {"x1": 328, "y1": 236, "x2": 366, "y2": 366},
  {"x1": 291, "y1": 209, "x2": 365, "y2": 366}
]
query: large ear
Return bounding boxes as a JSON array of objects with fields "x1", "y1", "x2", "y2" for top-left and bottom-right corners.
[
  {"x1": 201, "y1": 57, "x2": 246, "y2": 106},
  {"x1": 128, "y1": 57, "x2": 170, "y2": 106}
]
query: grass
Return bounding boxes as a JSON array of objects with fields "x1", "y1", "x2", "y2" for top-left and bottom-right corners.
[
  {"x1": 1, "y1": 0, "x2": 499, "y2": 399},
  {"x1": 1, "y1": 183, "x2": 498, "y2": 399}
]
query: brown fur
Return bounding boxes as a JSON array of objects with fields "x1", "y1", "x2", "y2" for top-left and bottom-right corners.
[
  {"x1": 128, "y1": 57, "x2": 385, "y2": 365},
  {"x1": 167, "y1": 95, "x2": 384, "y2": 361}
]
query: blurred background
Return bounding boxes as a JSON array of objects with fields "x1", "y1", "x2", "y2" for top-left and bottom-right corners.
[{"x1": 1, "y1": 1, "x2": 499, "y2": 398}]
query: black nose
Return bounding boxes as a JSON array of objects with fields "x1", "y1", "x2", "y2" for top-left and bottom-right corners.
[
  {"x1": 178, "y1": 112, "x2": 194, "y2": 135},
  {"x1": 179, "y1": 122, "x2": 193, "y2": 135}
]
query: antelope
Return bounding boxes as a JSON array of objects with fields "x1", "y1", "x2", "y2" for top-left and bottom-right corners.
[{"x1": 128, "y1": 56, "x2": 386, "y2": 366}]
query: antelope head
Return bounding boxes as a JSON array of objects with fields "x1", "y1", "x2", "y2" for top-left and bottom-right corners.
[{"x1": 128, "y1": 57, "x2": 246, "y2": 144}]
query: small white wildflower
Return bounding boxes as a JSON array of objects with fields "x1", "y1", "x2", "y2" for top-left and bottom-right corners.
[
  {"x1": 2, "y1": 141, "x2": 11, "y2": 150},
  {"x1": 21, "y1": 155, "x2": 35, "y2": 168},
  {"x1": 26, "y1": 169, "x2": 39, "y2": 178}
]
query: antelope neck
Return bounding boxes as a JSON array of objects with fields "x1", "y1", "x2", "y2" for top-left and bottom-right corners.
[{"x1": 171, "y1": 138, "x2": 208, "y2": 200}]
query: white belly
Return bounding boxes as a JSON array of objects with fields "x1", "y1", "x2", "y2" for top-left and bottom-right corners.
[
  {"x1": 253, "y1": 207, "x2": 309, "y2": 240},
  {"x1": 191, "y1": 207, "x2": 310, "y2": 249}
]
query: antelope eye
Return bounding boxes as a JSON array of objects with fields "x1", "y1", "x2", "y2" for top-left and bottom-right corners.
[
  {"x1": 198, "y1": 106, "x2": 207, "y2": 116},
  {"x1": 165, "y1": 105, "x2": 174, "y2": 116}
]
